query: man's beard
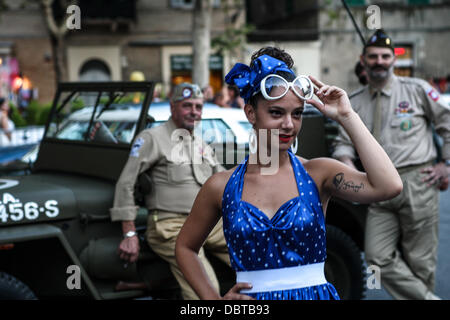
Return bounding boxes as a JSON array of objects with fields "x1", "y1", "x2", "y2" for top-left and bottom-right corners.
[
  {"x1": 183, "y1": 118, "x2": 200, "y2": 131},
  {"x1": 367, "y1": 63, "x2": 394, "y2": 82}
]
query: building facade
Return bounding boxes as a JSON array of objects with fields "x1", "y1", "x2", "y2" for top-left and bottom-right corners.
[
  {"x1": 0, "y1": 0, "x2": 449, "y2": 105},
  {"x1": 0, "y1": 0, "x2": 242, "y2": 104},
  {"x1": 243, "y1": 0, "x2": 450, "y2": 94}
]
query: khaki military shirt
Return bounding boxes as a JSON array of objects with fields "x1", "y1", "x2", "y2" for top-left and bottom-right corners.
[
  {"x1": 332, "y1": 75, "x2": 450, "y2": 168},
  {"x1": 110, "y1": 117, "x2": 224, "y2": 221}
]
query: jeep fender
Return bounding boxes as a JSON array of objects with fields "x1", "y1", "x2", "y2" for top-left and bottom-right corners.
[{"x1": 0, "y1": 224, "x2": 101, "y2": 299}]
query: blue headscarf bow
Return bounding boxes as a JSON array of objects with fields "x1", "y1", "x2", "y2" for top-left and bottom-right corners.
[{"x1": 224, "y1": 54, "x2": 295, "y2": 104}]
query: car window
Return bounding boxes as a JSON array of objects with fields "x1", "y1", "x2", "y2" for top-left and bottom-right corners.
[
  {"x1": 147, "y1": 119, "x2": 235, "y2": 145},
  {"x1": 195, "y1": 119, "x2": 235, "y2": 144},
  {"x1": 104, "y1": 121, "x2": 136, "y2": 143},
  {"x1": 54, "y1": 119, "x2": 136, "y2": 144},
  {"x1": 56, "y1": 121, "x2": 90, "y2": 141},
  {"x1": 212, "y1": 119, "x2": 235, "y2": 143},
  {"x1": 195, "y1": 119, "x2": 215, "y2": 143},
  {"x1": 239, "y1": 121, "x2": 252, "y2": 133},
  {"x1": 45, "y1": 90, "x2": 144, "y2": 145}
]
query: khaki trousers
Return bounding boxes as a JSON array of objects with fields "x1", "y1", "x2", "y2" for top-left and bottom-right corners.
[
  {"x1": 364, "y1": 164, "x2": 440, "y2": 300},
  {"x1": 145, "y1": 214, "x2": 230, "y2": 300}
]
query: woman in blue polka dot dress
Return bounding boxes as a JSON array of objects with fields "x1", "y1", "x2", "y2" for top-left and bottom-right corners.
[{"x1": 175, "y1": 47, "x2": 403, "y2": 300}]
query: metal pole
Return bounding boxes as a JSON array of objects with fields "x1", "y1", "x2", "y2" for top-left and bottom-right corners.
[{"x1": 341, "y1": 0, "x2": 366, "y2": 45}]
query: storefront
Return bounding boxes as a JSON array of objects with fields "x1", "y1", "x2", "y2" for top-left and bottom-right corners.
[
  {"x1": 161, "y1": 45, "x2": 228, "y2": 97},
  {"x1": 170, "y1": 54, "x2": 223, "y2": 93},
  {"x1": 394, "y1": 43, "x2": 414, "y2": 77}
]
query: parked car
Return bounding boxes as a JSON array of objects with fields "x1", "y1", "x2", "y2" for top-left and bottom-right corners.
[
  {"x1": 0, "y1": 126, "x2": 44, "y2": 166},
  {"x1": 0, "y1": 81, "x2": 367, "y2": 300},
  {"x1": 441, "y1": 93, "x2": 450, "y2": 108}
]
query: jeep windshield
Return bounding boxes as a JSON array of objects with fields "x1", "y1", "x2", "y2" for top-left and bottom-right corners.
[{"x1": 45, "y1": 82, "x2": 153, "y2": 146}]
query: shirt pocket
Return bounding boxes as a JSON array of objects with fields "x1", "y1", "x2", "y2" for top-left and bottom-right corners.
[
  {"x1": 390, "y1": 117, "x2": 403, "y2": 128},
  {"x1": 167, "y1": 162, "x2": 194, "y2": 183},
  {"x1": 390, "y1": 116, "x2": 421, "y2": 133}
]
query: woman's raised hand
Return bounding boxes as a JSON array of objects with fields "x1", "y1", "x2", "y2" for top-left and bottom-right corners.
[{"x1": 306, "y1": 76, "x2": 354, "y2": 123}]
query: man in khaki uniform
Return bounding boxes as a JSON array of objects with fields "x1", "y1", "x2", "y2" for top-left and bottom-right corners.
[
  {"x1": 333, "y1": 30, "x2": 450, "y2": 300},
  {"x1": 110, "y1": 83, "x2": 229, "y2": 299}
]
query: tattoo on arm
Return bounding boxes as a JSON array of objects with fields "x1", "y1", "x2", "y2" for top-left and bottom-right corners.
[{"x1": 333, "y1": 172, "x2": 364, "y2": 193}]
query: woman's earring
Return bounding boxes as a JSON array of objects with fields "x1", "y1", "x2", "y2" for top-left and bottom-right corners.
[
  {"x1": 249, "y1": 129, "x2": 257, "y2": 154},
  {"x1": 291, "y1": 137, "x2": 298, "y2": 154}
]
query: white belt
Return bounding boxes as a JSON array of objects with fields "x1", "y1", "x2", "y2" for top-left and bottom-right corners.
[{"x1": 236, "y1": 262, "x2": 327, "y2": 294}]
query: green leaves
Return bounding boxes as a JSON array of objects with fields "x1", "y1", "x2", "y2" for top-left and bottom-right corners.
[{"x1": 211, "y1": 24, "x2": 255, "y2": 55}]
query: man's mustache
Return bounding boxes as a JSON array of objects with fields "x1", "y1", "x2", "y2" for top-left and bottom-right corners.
[{"x1": 370, "y1": 64, "x2": 389, "y2": 71}]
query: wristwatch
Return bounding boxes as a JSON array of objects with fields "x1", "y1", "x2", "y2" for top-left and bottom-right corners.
[{"x1": 124, "y1": 230, "x2": 137, "y2": 239}]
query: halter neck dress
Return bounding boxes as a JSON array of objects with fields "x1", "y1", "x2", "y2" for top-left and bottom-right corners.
[{"x1": 221, "y1": 149, "x2": 340, "y2": 300}]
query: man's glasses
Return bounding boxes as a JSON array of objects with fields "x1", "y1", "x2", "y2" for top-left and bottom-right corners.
[{"x1": 257, "y1": 74, "x2": 314, "y2": 101}]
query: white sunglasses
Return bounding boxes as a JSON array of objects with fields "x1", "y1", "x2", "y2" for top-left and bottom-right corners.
[{"x1": 258, "y1": 74, "x2": 314, "y2": 101}]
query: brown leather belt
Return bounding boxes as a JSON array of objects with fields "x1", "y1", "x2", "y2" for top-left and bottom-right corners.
[{"x1": 396, "y1": 160, "x2": 434, "y2": 175}]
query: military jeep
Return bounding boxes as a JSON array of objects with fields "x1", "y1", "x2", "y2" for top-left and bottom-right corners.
[{"x1": 0, "y1": 81, "x2": 367, "y2": 300}]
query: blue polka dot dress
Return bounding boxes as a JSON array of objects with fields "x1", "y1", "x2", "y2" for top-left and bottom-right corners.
[{"x1": 221, "y1": 149, "x2": 340, "y2": 300}]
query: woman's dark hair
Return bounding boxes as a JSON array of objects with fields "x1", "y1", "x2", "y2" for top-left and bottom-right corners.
[
  {"x1": 248, "y1": 46, "x2": 295, "y2": 107},
  {"x1": 250, "y1": 47, "x2": 294, "y2": 69}
]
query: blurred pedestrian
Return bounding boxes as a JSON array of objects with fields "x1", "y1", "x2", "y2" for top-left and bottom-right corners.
[
  {"x1": 333, "y1": 29, "x2": 450, "y2": 300},
  {"x1": 152, "y1": 83, "x2": 164, "y2": 102},
  {"x1": 354, "y1": 61, "x2": 368, "y2": 86},
  {"x1": 202, "y1": 85, "x2": 214, "y2": 103},
  {"x1": 227, "y1": 85, "x2": 245, "y2": 109},
  {"x1": 0, "y1": 97, "x2": 14, "y2": 141},
  {"x1": 213, "y1": 86, "x2": 230, "y2": 108}
]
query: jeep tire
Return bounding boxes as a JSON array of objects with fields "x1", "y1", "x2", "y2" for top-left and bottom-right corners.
[
  {"x1": 0, "y1": 272, "x2": 37, "y2": 300},
  {"x1": 325, "y1": 224, "x2": 366, "y2": 300}
]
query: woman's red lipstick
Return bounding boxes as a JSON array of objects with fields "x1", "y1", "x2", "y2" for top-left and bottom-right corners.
[{"x1": 279, "y1": 135, "x2": 293, "y2": 143}]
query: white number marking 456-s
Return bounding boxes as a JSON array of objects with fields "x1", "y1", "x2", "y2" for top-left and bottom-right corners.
[{"x1": 0, "y1": 193, "x2": 59, "y2": 223}]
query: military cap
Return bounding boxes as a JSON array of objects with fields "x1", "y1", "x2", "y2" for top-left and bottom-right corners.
[
  {"x1": 364, "y1": 29, "x2": 394, "y2": 53},
  {"x1": 170, "y1": 82, "x2": 204, "y2": 102}
]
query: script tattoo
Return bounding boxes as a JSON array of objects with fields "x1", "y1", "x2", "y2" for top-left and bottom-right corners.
[{"x1": 333, "y1": 173, "x2": 364, "y2": 193}]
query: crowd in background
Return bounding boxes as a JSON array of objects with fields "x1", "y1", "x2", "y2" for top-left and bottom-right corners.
[
  {"x1": 203, "y1": 84, "x2": 245, "y2": 109},
  {"x1": 0, "y1": 97, "x2": 14, "y2": 142}
]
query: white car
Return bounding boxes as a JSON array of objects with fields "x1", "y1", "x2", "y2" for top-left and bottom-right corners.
[
  {"x1": 148, "y1": 102, "x2": 251, "y2": 167},
  {"x1": 148, "y1": 102, "x2": 251, "y2": 144},
  {"x1": 441, "y1": 93, "x2": 450, "y2": 108}
]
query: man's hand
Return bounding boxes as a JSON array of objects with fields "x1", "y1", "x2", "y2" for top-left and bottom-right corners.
[
  {"x1": 438, "y1": 177, "x2": 449, "y2": 191},
  {"x1": 118, "y1": 236, "x2": 140, "y2": 263},
  {"x1": 421, "y1": 162, "x2": 449, "y2": 189},
  {"x1": 119, "y1": 220, "x2": 140, "y2": 263}
]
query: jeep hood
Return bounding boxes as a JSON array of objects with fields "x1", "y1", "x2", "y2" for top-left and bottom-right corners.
[{"x1": 0, "y1": 173, "x2": 114, "y2": 226}]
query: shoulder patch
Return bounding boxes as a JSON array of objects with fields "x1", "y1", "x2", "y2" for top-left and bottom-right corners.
[
  {"x1": 426, "y1": 87, "x2": 440, "y2": 102},
  {"x1": 130, "y1": 137, "x2": 144, "y2": 157}
]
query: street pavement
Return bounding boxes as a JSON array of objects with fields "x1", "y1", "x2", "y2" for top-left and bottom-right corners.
[{"x1": 364, "y1": 188, "x2": 450, "y2": 300}]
